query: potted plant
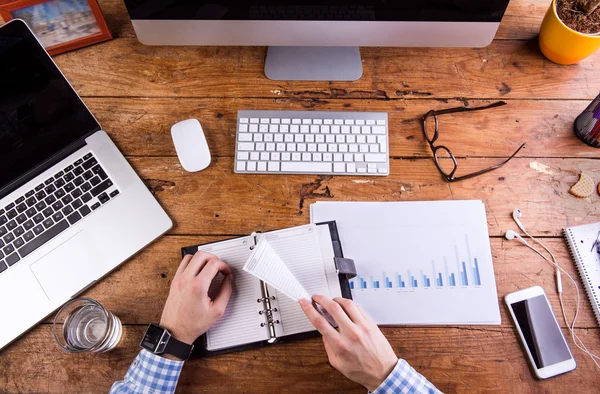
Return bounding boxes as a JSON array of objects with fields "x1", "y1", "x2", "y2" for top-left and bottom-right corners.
[{"x1": 539, "y1": 0, "x2": 600, "y2": 64}]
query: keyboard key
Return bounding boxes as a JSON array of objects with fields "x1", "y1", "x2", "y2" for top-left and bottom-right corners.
[
  {"x1": 64, "y1": 182, "x2": 75, "y2": 193},
  {"x1": 16, "y1": 214, "x2": 27, "y2": 224},
  {"x1": 79, "y1": 205, "x2": 91, "y2": 217},
  {"x1": 62, "y1": 205, "x2": 74, "y2": 216},
  {"x1": 14, "y1": 226, "x2": 24, "y2": 237},
  {"x1": 0, "y1": 226, "x2": 6, "y2": 236},
  {"x1": 89, "y1": 176, "x2": 101, "y2": 186},
  {"x1": 13, "y1": 237, "x2": 25, "y2": 249},
  {"x1": 0, "y1": 216, "x2": 6, "y2": 226},
  {"x1": 35, "y1": 191, "x2": 47, "y2": 200},
  {"x1": 54, "y1": 178, "x2": 65, "y2": 188},
  {"x1": 64, "y1": 172, "x2": 75, "y2": 182},
  {"x1": 281, "y1": 162, "x2": 333, "y2": 173},
  {"x1": 91, "y1": 202, "x2": 101, "y2": 211},
  {"x1": 15, "y1": 196, "x2": 25, "y2": 204},
  {"x1": 42, "y1": 207, "x2": 54, "y2": 217},
  {"x1": 6, "y1": 220, "x2": 16, "y2": 230},
  {"x1": 73, "y1": 167, "x2": 84, "y2": 176},
  {"x1": 44, "y1": 184, "x2": 56, "y2": 194},
  {"x1": 83, "y1": 158, "x2": 98, "y2": 170},
  {"x1": 74, "y1": 158, "x2": 84, "y2": 166},
  {"x1": 0, "y1": 261, "x2": 5, "y2": 273},
  {"x1": 81, "y1": 182, "x2": 92, "y2": 192},
  {"x1": 52, "y1": 212, "x2": 64, "y2": 222},
  {"x1": 81, "y1": 193, "x2": 92, "y2": 203},
  {"x1": 67, "y1": 211, "x2": 82, "y2": 225},
  {"x1": 268, "y1": 162, "x2": 280, "y2": 172},
  {"x1": 364, "y1": 154, "x2": 387, "y2": 163},
  {"x1": 3, "y1": 243, "x2": 15, "y2": 255},
  {"x1": 18, "y1": 220, "x2": 70, "y2": 259},
  {"x1": 5, "y1": 252, "x2": 19, "y2": 266},
  {"x1": 3, "y1": 232, "x2": 15, "y2": 244},
  {"x1": 83, "y1": 153, "x2": 93, "y2": 160},
  {"x1": 35, "y1": 184, "x2": 45, "y2": 191},
  {"x1": 6, "y1": 210, "x2": 17, "y2": 220},
  {"x1": 83, "y1": 171, "x2": 93, "y2": 180},
  {"x1": 33, "y1": 225, "x2": 44, "y2": 235},
  {"x1": 62, "y1": 195, "x2": 73, "y2": 205},
  {"x1": 64, "y1": 165, "x2": 74, "y2": 172},
  {"x1": 98, "y1": 192, "x2": 110, "y2": 204},
  {"x1": 23, "y1": 206, "x2": 33, "y2": 220},
  {"x1": 26, "y1": 197, "x2": 36, "y2": 207},
  {"x1": 16, "y1": 204, "x2": 27, "y2": 213},
  {"x1": 72, "y1": 189, "x2": 83, "y2": 199},
  {"x1": 72, "y1": 199, "x2": 83, "y2": 210},
  {"x1": 44, "y1": 178, "x2": 54, "y2": 186},
  {"x1": 54, "y1": 171, "x2": 64, "y2": 179},
  {"x1": 23, "y1": 220, "x2": 34, "y2": 230},
  {"x1": 43, "y1": 218, "x2": 54, "y2": 229},
  {"x1": 52, "y1": 201, "x2": 64, "y2": 211},
  {"x1": 33, "y1": 214, "x2": 44, "y2": 224},
  {"x1": 73, "y1": 176, "x2": 84, "y2": 186},
  {"x1": 90, "y1": 179, "x2": 113, "y2": 197}
]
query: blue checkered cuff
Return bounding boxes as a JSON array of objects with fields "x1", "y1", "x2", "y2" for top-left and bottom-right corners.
[
  {"x1": 370, "y1": 359, "x2": 441, "y2": 394},
  {"x1": 109, "y1": 350, "x2": 185, "y2": 394}
]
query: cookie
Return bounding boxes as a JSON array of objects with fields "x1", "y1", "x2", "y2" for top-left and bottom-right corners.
[{"x1": 569, "y1": 173, "x2": 594, "y2": 198}]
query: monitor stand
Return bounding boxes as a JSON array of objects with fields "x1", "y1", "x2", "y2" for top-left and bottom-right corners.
[{"x1": 264, "y1": 46, "x2": 363, "y2": 81}]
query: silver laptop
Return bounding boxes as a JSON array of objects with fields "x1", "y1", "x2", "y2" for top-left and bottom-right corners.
[{"x1": 0, "y1": 19, "x2": 172, "y2": 351}]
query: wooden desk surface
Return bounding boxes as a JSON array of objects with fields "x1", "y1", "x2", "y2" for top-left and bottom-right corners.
[{"x1": 1, "y1": 0, "x2": 600, "y2": 392}]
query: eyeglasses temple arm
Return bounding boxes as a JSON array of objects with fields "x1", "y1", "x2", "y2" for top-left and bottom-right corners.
[
  {"x1": 450, "y1": 143, "x2": 526, "y2": 182},
  {"x1": 432, "y1": 101, "x2": 507, "y2": 116}
]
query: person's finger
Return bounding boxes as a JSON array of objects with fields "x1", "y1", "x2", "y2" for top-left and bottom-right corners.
[
  {"x1": 196, "y1": 259, "x2": 232, "y2": 288},
  {"x1": 333, "y1": 297, "x2": 368, "y2": 326},
  {"x1": 185, "y1": 251, "x2": 216, "y2": 278},
  {"x1": 312, "y1": 294, "x2": 353, "y2": 329},
  {"x1": 299, "y1": 298, "x2": 339, "y2": 339},
  {"x1": 175, "y1": 253, "x2": 194, "y2": 278},
  {"x1": 212, "y1": 274, "x2": 234, "y2": 314}
]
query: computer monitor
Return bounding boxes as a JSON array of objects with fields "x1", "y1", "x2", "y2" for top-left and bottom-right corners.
[{"x1": 123, "y1": 1, "x2": 511, "y2": 81}]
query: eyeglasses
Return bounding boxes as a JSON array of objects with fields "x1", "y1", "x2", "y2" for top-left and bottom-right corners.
[{"x1": 421, "y1": 101, "x2": 526, "y2": 182}]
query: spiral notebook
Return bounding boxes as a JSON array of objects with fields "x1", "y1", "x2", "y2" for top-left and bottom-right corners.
[
  {"x1": 181, "y1": 222, "x2": 355, "y2": 356},
  {"x1": 564, "y1": 222, "x2": 600, "y2": 326}
]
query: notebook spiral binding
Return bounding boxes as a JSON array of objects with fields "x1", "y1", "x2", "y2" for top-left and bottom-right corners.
[
  {"x1": 251, "y1": 232, "x2": 281, "y2": 341},
  {"x1": 564, "y1": 228, "x2": 600, "y2": 325}
]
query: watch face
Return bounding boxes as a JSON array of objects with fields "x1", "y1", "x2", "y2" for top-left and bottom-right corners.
[{"x1": 141, "y1": 324, "x2": 165, "y2": 351}]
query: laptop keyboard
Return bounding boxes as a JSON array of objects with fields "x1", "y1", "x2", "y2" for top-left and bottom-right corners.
[{"x1": 0, "y1": 152, "x2": 119, "y2": 275}]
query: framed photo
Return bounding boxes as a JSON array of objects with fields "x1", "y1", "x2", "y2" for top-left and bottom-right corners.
[{"x1": 0, "y1": 0, "x2": 111, "y2": 55}]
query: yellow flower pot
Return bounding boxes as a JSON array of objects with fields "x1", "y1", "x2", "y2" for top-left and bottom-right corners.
[{"x1": 539, "y1": 0, "x2": 600, "y2": 64}]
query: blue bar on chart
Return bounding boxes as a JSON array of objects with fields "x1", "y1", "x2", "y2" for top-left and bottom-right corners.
[
  {"x1": 360, "y1": 277, "x2": 367, "y2": 289},
  {"x1": 461, "y1": 262, "x2": 469, "y2": 286},
  {"x1": 412, "y1": 277, "x2": 417, "y2": 287},
  {"x1": 450, "y1": 273, "x2": 456, "y2": 286},
  {"x1": 437, "y1": 273, "x2": 443, "y2": 287},
  {"x1": 350, "y1": 281, "x2": 354, "y2": 289},
  {"x1": 473, "y1": 258, "x2": 482, "y2": 286}
]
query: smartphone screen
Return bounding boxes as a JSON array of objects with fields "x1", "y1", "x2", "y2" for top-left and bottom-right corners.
[{"x1": 510, "y1": 295, "x2": 572, "y2": 368}]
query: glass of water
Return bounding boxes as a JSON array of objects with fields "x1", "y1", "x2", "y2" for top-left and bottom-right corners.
[{"x1": 52, "y1": 298, "x2": 122, "y2": 353}]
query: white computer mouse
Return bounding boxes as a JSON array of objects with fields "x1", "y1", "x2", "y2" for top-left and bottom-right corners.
[{"x1": 171, "y1": 119, "x2": 211, "y2": 172}]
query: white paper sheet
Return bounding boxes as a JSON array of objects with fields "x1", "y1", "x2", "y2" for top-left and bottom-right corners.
[
  {"x1": 244, "y1": 238, "x2": 311, "y2": 302},
  {"x1": 311, "y1": 200, "x2": 501, "y2": 325}
]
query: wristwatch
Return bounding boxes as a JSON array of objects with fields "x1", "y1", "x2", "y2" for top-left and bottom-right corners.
[{"x1": 140, "y1": 323, "x2": 194, "y2": 360}]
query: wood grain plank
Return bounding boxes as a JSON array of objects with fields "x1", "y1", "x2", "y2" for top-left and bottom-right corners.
[
  {"x1": 54, "y1": 38, "x2": 600, "y2": 100},
  {"x1": 97, "y1": 0, "x2": 560, "y2": 42},
  {"x1": 1, "y1": 324, "x2": 598, "y2": 393},
  {"x1": 88, "y1": 97, "x2": 600, "y2": 159},
  {"x1": 64, "y1": 236, "x2": 597, "y2": 329},
  {"x1": 123, "y1": 157, "x2": 599, "y2": 237}
]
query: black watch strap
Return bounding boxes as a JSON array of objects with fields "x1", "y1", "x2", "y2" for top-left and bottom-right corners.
[{"x1": 164, "y1": 336, "x2": 194, "y2": 360}]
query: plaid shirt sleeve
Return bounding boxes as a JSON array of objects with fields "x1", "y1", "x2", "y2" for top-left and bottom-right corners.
[
  {"x1": 109, "y1": 350, "x2": 185, "y2": 394},
  {"x1": 370, "y1": 359, "x2": 442, "y2": 394}
]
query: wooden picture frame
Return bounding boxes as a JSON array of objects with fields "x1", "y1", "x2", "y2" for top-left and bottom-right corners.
[{"x1": 0, "y1": 0, "x2": 111, "y2": 55}]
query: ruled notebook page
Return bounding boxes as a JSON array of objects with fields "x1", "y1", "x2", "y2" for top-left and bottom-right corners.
[
  {"x1": 263, "y1": 224, "x2": 342, "y2": 337},
  {"x1": 198, "y1": 237, "x2": 269, "y2": 351}
]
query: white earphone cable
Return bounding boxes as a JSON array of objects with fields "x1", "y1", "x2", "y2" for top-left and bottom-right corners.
[{"x1": 512, "y1": 219, "x2": 600, "y2": 369}]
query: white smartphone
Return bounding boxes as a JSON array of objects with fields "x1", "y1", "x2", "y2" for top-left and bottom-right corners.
[{"x1": 505, "y1": 286, "x2": 576, "y2": 379}]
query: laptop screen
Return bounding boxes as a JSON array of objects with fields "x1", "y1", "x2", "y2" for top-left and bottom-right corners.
[{"x1": 0, "y1": 20, "x2": 100, "y2": 192}]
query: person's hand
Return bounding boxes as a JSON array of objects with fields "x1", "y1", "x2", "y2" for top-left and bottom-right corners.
[
  {"x1": 159, "y1": 251, "x2": 233, "y2": 347},
  {"x1": 299, "y1": 295, "x2": 398, "y2": 392}
]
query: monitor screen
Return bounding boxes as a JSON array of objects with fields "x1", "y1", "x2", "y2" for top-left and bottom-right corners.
[
  {"x1": 125, "y1": 1, "x2": 510, "y2": 23},
  {"x1": 0, "y1": 20, "x2": 99, "y2": 193}
]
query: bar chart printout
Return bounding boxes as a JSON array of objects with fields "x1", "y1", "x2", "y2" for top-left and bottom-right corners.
[{"x1": 311, "y1": 200, "x2": 501, "y2": 325}]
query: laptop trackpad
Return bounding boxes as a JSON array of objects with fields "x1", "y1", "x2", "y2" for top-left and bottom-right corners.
[{"x1": 31, "y1": 231, "x2": 105, "y2": 301}]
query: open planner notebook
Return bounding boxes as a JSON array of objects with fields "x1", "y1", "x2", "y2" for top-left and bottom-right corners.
[{"x1": 181, "y1": 222, "x2": 355, "y2": 356}]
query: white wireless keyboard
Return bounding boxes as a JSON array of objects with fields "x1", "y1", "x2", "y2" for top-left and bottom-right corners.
[{"x1": 234, "y1": 110, "x2": 389, "y2": 176}]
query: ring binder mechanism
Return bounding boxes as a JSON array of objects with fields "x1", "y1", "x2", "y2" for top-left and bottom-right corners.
[{"x1": 259, "y1": 280, "x2": 280, "y2": 343}]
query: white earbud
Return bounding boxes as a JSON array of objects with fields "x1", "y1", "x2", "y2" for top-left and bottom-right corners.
[
  {"x1": 505, "y1": 230, "x2": 528, "y2": 245},
  {"x1": 512, "y1": 208, "x2": 526, "y2": 233}
]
